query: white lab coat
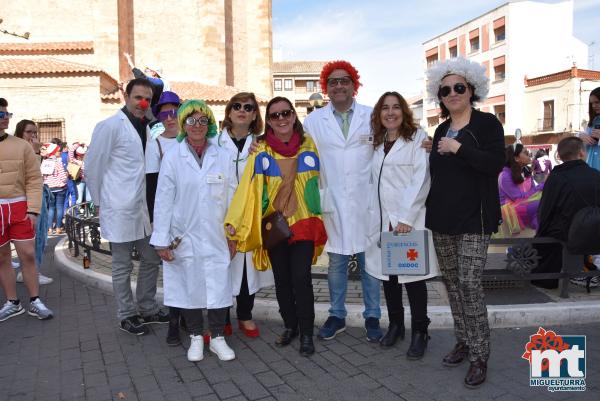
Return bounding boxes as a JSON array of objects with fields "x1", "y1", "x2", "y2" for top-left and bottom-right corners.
[
  {"x1": 150, "y1": 142, "x2": 237, "y2": 309},
  {"x1": 303, "y1": 101, "x2": 374, "y2": 255},
  {"x1": 210, "y1": 130, "x2": 274, "y2": 296},
  {"x1": 85, "y1": 110, "x2": 151, "y2": 243},
  {"x1": 364, "y1": 128, "x2": 439, "y2": 282}
]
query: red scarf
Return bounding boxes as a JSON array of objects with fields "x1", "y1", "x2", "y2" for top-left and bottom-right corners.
[{"x1": 265, "y1": 129, "x2": 301, "y2": 157}]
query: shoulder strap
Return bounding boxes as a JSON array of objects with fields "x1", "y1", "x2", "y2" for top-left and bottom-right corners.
[{"x1": 157, "y1": 138, "x2": 164, "y2": 161}]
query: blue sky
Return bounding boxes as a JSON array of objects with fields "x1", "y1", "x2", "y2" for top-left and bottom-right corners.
[{"x1": 272, "y1": 0, "x2": 600, "y2": 105}]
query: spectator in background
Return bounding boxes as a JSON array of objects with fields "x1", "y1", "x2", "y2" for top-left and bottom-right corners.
[
  {"x1": 532, "y1": 149, "x2": 552, "y2": 183},
  {"x1": 497, "y1": 143, "x2": 544, "y2": 237},
  {"x1": 70, "y1": 143, "x2": 91, "y2": 206},
  {"x1": 579, "y1": 87, "x2": 600, "y2": 171},
  {"x1": 14, "y1": 120, "x2": 53, "y2": 285},
  {"x1": 0, "y1": 97, "x2": 53, "y2": 322},
  {"x1": 532, "y1": 137, "x2": 600, "y2": 288},
  {"x1": 43, "y1": 142, "x2": 68, "y2": 235}
]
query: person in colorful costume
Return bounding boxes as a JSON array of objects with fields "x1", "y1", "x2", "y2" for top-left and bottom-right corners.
[
  {"x1": 497, "y1": 143, "x2": 544, "y2": 237},
  {"x1": 225, "y1": 97, "x2": 326, "y2": 357}
]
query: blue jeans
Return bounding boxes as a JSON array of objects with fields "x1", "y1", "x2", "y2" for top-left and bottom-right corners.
[
  {"x1": 76, "y1": 181, "x2": 92, "y2": 204},
  {"x1": 48, "y1": 188, "x2": 66, "y2": 229},
  {"x1": 35, "y1": 186, "x2": 52, "y2": 268},
  {"x1": 327, "y1": 252, "x2": 381, "y2": 320}
]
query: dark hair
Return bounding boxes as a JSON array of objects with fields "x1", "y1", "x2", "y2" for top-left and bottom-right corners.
[
  {"x1": 0, "y1": 98, "x2": 7, "y2": 107},
  {"x1": 557, "y1": 136, "x2": 585, "y2": 161},
  {"x1": 221, "y1": 92, "x2": 264, "y2": 135},
  {"x1": 261, "y1": 96, "x2": 304, "y2": 142},
  {"x1": 371, "y1": 92, "x2": 419, "y2": 148},
  {"x1": 505, "y1": 143, "x2": 526, "y2": 184},
  {"x1": 125, "y1": 78, "x2": 153, "y2": 96},
  {"x1": 534, "y1": 149, "x2": 547, "y2": 159},
  {"x1": 14, "y1": 119, "x2": 36, "y2": 138},
  {"x1": 437, "y1": 75, "x2": 479, "y2": 119},
  {"x1": 588, "y1": 87, "x2": 600, "y2": 127}
]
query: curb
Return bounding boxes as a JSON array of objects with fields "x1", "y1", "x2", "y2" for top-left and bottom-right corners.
[{"x1": 54, "y1": 238, "x2": 600, "y2": 329}]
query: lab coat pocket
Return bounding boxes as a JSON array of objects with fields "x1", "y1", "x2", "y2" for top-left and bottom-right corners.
[{"x1": 207, "y1": 173, "x2": 226, "y2": 202}]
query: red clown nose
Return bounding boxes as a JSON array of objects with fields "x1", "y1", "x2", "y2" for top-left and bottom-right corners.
[{"x1": 139, "y1": 99, "x2": 149, "y2": 110}]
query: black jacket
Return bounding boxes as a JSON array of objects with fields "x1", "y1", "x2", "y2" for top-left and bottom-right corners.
[
  {"x1": 426, "y1": 109, "x2": 505, "y2": 235},
  {"x1": 536, "y1": 159, "x2": 600, "y2": 241}
]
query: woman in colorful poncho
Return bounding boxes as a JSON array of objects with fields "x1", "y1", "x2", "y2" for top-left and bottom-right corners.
[
  {"x1": 498, "y1": 143, "x2": 544, "y2": 236},
  {"x1": 225, "y1": 96, "x2": 327, "y2": 357}
]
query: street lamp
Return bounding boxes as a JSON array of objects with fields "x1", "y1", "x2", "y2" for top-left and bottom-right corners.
[
  {"x1": 308, "y1": 92, "x2": 324, "y2": 114},
  {"x1": 514, "y1": 128, "x2": 522, "y2": 144}
]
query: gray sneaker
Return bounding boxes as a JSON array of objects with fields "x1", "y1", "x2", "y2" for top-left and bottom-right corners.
[
  {"x1": 28, "y1": 299, "x2": 54, "y2": 320},
  {"x1": 0, "y1": 300, "x2": 25, "y2": 322}
]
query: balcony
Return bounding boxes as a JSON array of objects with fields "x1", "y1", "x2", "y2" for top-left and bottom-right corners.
[{"x1": 538, "y1": 118, "x2": 554, "y2": 132}]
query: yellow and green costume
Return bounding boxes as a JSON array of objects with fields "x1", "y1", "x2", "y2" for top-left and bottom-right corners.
[{"x1": 225, "y1": 136, "x2": 327, "y2": 270}]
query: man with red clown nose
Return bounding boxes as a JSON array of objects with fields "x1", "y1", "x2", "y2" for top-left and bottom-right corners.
[
  {"x1": 86, "y1": 78, "x2": 169, "y2": 335},
  {"x1": 303, "y1": 61, "x2": 383, "y2": 342}
]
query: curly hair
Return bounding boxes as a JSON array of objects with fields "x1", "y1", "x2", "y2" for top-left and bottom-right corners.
[
  {"x1": 176, "y1": 99, "x2": 218, "y2": 142},
  {"x1": 319, "y1": 60, "x2": 361, "y2": 96},
  {"x1": 371, "y1": 92, "x2": 418, "y2": 148}
]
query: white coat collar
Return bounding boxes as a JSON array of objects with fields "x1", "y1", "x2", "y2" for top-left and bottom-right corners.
[
  {"x1": 217, "y1": 128, "x2": 253, "y2": 156},
  {"x1": 321, "y1": 100, "x2": 367, "y2": 142}
]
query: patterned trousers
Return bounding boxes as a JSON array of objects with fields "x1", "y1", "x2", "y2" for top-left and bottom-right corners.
[{"x1": 433, "y1": 232, "x2": 491, "y2": 362}]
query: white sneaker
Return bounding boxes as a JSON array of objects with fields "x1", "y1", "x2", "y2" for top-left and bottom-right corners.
[
  {"x1": 209, "y1": 336, "x2": 235, "y2": 361},
  {"x1": 187, "y1": 334, "x2": 204, "y2": 362},
  {"x1": 38, "y1": 274, "x2": 54, "y2": 285},
  {"x1": 16, "y1": 271, "x2": 23, "y2": 283},
  {"x1": 28, "y1": 298, "x2": 54, "y2": 320},
  {"x1": 11, "y1": 261, "x2": 20, "y2": 269}
]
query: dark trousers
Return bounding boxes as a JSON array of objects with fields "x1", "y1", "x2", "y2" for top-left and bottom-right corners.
[
  {"x1": 226, "y1": 257, "x2": 255, "y2": 323},
  {"x1": 181, "y1": 307, "x2": 228, "y2": 337},
  {"x1": 382, "y1": 277, "x2": 428, "y2": 327},
  {"x1": 267, "y1": 240, "x2": 315, "y2": 335}
]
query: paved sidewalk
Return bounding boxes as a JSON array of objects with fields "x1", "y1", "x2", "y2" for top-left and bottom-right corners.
[{"x1": 1, "y1": 239, "x2": 598, "y2": 401}]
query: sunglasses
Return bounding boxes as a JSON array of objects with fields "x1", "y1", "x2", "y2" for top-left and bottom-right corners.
[
  {"x1": 185, "y1": 116, "x2": 210, "y2": 126},
  {"x1": 268, "y1": 109, "x2": 294, "y2": 120},
  {"x1": 157, "y1": 109, "x2": 177, "y2": 121},
  {"x1": 232, "y1": 103, "x2": 256, "y2": 112},
  {"x1": 0, "y1": 111, "x2": 13, "y2": 119},
  {"x1": 439, "y1": 83, "x2": 467, "y2": 97},
  {"x1": 327, "y1": 76, "x2": 353, "y2": 87}
]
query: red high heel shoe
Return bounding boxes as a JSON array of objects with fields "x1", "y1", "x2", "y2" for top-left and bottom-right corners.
[{"x1": 238, "y1": 321, "x2": 260, "y2": 338}]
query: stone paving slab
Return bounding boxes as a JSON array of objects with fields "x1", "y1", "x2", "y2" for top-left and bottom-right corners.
[{"x1": 2, "y1": 240, "x2": 599, "y2": 401}]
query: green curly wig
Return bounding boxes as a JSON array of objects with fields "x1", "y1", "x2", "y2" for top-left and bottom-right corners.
[{"x1": 176, "y1": 99, "x2": 218, "y2": 142}]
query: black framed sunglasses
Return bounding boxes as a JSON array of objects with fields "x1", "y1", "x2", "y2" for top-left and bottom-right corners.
[
  {"x1": 439, "y1": 83, "x2": 467, "y2": 97},
  {"x1": 232, "y1": 102, "x2": 256, "y2": 112},
  {"x1": 185, "y1": 116, "x2": 210, "y2": 126},
  {"x1": 327, "y1": 76, "x2": 353, "y2": 87},
  {"x1": 267, "y1": 109, "x2": 294, "y2": 120}
]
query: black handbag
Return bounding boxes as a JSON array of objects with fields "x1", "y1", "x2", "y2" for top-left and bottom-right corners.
[{"x1": 261, "y1": 211, "x2": 292, "y2": 250}]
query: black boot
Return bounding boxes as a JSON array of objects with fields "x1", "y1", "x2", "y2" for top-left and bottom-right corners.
[
  {"x1": 379, "y1": 320, "x2": 405, "y2": 347},
  {"x1": 275, "y1": 328, "x2": 299, "y2": 347},
  {"x1": 166, "y1": 307, "x2": 181, "y2": 346},
  {"x1": 299, "y1": 334, "x2": 315, "y2": 357},
  {"x1": 406, "y1": 318, "x2": 430, "y2": 360}
]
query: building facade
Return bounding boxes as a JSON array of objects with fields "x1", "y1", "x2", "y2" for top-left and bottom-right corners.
[
  {"x1": 0, "y1": 0, "x2": 272, "y2": 143},
  {"x1": 272, "y1": 61, "x2": 328, "y2": 120},
  {"x1": 422, "y1": 0, "x2": 588, "y2": 142}
]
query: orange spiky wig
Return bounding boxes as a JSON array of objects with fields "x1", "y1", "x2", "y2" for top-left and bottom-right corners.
[{"x1": 319, "y1": 60, "x2": 361, "y2": 97}]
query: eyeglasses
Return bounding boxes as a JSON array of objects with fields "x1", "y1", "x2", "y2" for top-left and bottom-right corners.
[
  {"x1": 327, "y1": 76, "x2": 353, "y2": 87},
  {"x1": 267, "y1": 109, "x2": 294, "y2": 120},
  {"x1": 157, "y1": 109, "x2": 177, "y2": 121},
  {"x1": 439, "y1": 83, "x2": 467, "y2": 97},
  {"x1": 185, "y1": 116, "x2": 210, "y2": 126},
  {"x1": 0, "y1": 111, "x2": 13, "y2": 119},
  {"x1": 232, "y1": 103, "x2": 256, "y2": 112}
]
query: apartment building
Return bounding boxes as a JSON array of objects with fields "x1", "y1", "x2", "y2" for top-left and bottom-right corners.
[
  {"x1": 422, "y1": 0, "x2": 588, "y2": 142},
  {"x1": 272, "y1": 61, "x2": 329, "y2": 120}
]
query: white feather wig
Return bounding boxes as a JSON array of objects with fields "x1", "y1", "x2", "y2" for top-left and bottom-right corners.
[{"x1": 425, "y1": 57, "x2": 489, "y2": 103}]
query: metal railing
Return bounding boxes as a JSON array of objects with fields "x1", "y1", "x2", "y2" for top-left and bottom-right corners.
[{"x1": 64, "y1": 202, "x2": 111, "y2": 264}]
